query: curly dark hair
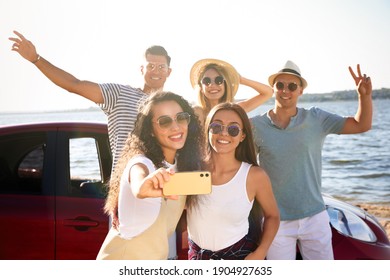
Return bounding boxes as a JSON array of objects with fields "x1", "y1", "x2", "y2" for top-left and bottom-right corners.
[{"x1": 104, "y1": 91, "x2": 205, "y2": 215}]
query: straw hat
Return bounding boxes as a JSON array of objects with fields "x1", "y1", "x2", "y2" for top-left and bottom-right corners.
[
  {"x1": 268, "y1": 60, "x2": 308, "y2": 89},
  {"x1": 190, "y1": 58, "x2": 240, "y2": 96}
]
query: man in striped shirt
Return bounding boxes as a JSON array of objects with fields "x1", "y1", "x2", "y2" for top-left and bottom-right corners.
[
  {"x1": 9, "y1": 31, "x2": 172, "y2": 168},
  {"x1": 9, "y1": 31, "x2": 177, "y2": 258}
]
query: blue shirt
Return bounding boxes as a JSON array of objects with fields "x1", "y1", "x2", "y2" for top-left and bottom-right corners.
[{"x1": 251, "y1": 107, "x2": 346, "y2": 220}]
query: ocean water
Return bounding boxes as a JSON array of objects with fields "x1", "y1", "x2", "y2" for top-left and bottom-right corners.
[{"x1": 1, "y1": 99, "x2": 389, "y2": 206}]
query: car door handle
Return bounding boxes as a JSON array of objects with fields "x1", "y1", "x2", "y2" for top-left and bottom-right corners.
[{"x1": 63, "y1": 216, "x2": 99, "y2": 231}]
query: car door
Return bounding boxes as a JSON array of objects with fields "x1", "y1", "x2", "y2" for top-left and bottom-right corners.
[
  {"x1": 54, "y1": 125, "x2": 111, "y2": 259},
  {"x1": 0, "y1": 129, "x2": 57, "y2": 259}
]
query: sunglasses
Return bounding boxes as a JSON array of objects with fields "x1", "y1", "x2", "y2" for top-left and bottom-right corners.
[
  {"x1": 275, "y1": 81, "x2": 299, "y2": 92},
  {"x1": 145, "y1": 63, "x2": 169, "y2": 73},
  {"x1": 201, "y1": 76, "x2": 224, "y2": 86},
  {"x1": 209, "y1": 122, "x2": 242, "y2": 137},
  {"x1": 154, "y1": 112, "x2": 191, "y2": 130}
]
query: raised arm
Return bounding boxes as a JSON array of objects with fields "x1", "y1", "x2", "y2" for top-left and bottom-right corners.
[
  {"x1": 340, "y1": 64, "x2": 373, "y2": 134},
  {"x1": 130, "y1": 165, "x2": 177, "y2": 199},
  {"x1": 9, "y1": 30, "x2": 103, "y2": 103},
  {"x1": 236, "y1": 76, "x2": 273, "y2": 113}
]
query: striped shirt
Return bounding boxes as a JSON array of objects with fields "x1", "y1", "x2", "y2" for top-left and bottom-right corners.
[{"x1": 98, "y1": 83, "x2": 148, "y2": 169}]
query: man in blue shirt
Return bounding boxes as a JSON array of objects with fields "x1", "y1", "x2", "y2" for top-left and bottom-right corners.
[{"x1": 251, "y1": 61, "x2": 372, "y2": 259}]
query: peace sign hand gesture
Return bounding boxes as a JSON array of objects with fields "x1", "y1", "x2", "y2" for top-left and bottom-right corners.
[{"x1": 348, "y1": 64, "x2": 372, "y2": 96}]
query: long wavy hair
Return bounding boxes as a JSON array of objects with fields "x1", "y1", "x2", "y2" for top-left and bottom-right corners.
[
  {"x1": 196, "y1": 64, "x2": 235, "y2": 117},
  {"x1": 204, "y1": 102, "x2": 263, "y2": 244},
  {"x1": 104, "y1": 91, "x2": 205, "y2": 215}
]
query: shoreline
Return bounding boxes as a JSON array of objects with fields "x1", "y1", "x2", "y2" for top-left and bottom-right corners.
[{"x1": 355, "y1": 203, "x2": 390, "y2": 239}]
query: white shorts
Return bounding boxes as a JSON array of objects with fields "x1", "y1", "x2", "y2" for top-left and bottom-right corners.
[{"x1": 266, "y1": 210, "x2": 334, "y2": 260}]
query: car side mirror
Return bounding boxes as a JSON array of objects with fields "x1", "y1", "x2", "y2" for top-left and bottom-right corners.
[{"x1": 80, "y1": 181, "x2": 107, "y2": 198}]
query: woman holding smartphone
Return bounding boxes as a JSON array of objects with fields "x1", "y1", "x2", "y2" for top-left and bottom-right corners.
[
  {"x1": 186, "y1": 102, "x2": 280, "y2": 260},
  {"x1": 97, "y1": 91, "x2": 204, "y2": 260}
]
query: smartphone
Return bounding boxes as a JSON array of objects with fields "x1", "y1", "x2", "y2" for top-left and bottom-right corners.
[{"x1": 163, "y1": 171, "x2": 212, "y2": 196}]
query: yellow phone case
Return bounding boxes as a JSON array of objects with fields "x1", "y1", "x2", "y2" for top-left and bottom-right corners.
[{"x1": 163, "y1": 171, "x2": 212, "y2": 196}]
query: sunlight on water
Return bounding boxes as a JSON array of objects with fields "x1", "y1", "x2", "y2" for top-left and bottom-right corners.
[
  {"x1": 0, "y1": 110, "x2": 106, "y2": 125},
  {"x1": 1, "y1": 100, "x2": 389, "y2": 205}
]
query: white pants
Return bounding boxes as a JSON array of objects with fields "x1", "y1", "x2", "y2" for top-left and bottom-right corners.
[{"x1": 266, "y1": 210, "x2": 334, "y2": 260}]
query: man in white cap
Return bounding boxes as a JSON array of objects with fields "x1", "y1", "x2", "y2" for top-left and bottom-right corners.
[{"x1": 251, "y1": 61, "x2": 372, "y2": 259}]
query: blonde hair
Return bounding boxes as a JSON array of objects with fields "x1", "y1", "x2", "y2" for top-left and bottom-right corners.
[{"x1": 195, "y1": 64, "x2": 235, "y2": 117}]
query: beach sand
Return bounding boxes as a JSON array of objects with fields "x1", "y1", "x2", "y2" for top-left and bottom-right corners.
[{"x1": 355, "y1": 203, "x2": 390, "y2": 239}]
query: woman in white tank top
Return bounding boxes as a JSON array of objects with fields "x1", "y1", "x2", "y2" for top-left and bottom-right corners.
[
  {"x1": 97, "y1": 92, "x2": 204, "y2": 260},
  {"x1": 186, "y1": 102, "x2": 280, "y2": 260}
]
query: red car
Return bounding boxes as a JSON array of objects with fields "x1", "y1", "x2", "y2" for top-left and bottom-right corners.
[
  {"x1": 0, "y1": 122, "x2": 389, "y2": 260},
  {"x1": 0, "y1": 122, "x2": 111, "y2": 259}
]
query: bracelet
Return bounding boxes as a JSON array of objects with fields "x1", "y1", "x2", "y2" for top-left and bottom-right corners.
[{"x1": 32, "y1": 54, "x2": 41, "y2": 64}]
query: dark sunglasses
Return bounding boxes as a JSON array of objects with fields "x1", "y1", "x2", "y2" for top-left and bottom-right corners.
[
  {"x1": 154, "y1": 112, "x2": 191, "y2": 130},
  {"x1": 201, "y1": 76, "x2": 224, "y2": 86},
  {"x1": 275, "y1": 81, "x2": 299, "y2": 92},
  {"x1": 209, "y1": 122, "x2": 242, "y2": 137}
]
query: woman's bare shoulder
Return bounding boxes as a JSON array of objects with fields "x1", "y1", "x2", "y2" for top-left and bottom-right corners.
[{"x1": 248, "y1": 165, "x2": 271, "y2": 183}]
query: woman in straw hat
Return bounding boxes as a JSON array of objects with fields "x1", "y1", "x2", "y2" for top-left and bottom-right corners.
[{"x1": 190, "y1": 58, "x2": 273, "y2": 124}]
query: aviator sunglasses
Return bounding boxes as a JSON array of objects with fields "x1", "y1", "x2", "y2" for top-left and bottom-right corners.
[
  {"x1": 209, "y1": 122, "x2": 242, "y2": 137},
  {"x1": 145, "y1": 63, "x2": 169, "y2": 73},
  {"x1": 201, "y1": 76, "x2": 225, "y2": 86},
  {"x1": 153, "y1": 112, "x2": 191, "y2": 130},
  {"x1": 275, "y1": 81, "x2": 299, "y2": 92}
]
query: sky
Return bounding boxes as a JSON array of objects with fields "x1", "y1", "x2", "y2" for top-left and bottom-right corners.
[{"x1": 1, "y1": 0, "x2": 389, "y2": 113}]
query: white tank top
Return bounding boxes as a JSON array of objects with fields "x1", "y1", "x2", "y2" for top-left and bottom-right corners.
[
  {"x1": 187, "y1": 162, "x2": 254, "y2": 251},
  {"x1": 118, "y1": 155, "x2": 176, "y2": 239}
]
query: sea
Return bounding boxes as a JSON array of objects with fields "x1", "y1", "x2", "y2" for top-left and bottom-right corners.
[{"x1": 1, "y1": 99, "x2": 389, "y2": 206}]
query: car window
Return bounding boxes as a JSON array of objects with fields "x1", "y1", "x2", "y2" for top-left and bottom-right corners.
[
  {"x1": 0, "y1": 129, "x2": 48, "y2": 195},
  {"x1": 18, "y1": 145, "x2": 44, "y2": 176},
  {"x1": 16, "y1": 145, "x2": 45, "y2": 194},
  {"x1": 69, "y1": 138, "x2": 105, "y2": 198}
]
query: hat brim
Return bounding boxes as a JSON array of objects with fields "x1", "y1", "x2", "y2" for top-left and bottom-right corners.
[
  {"x1": 268, "y1": 73, "x2": 308, "y2": 89},
  {"x1": 190, "y1": 58, "x2": 240, "y2": 97}
]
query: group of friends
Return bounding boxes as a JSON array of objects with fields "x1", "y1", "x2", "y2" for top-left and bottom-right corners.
[{"x1": 9, "y1": 31, "x2": 373, "y2": 260}]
